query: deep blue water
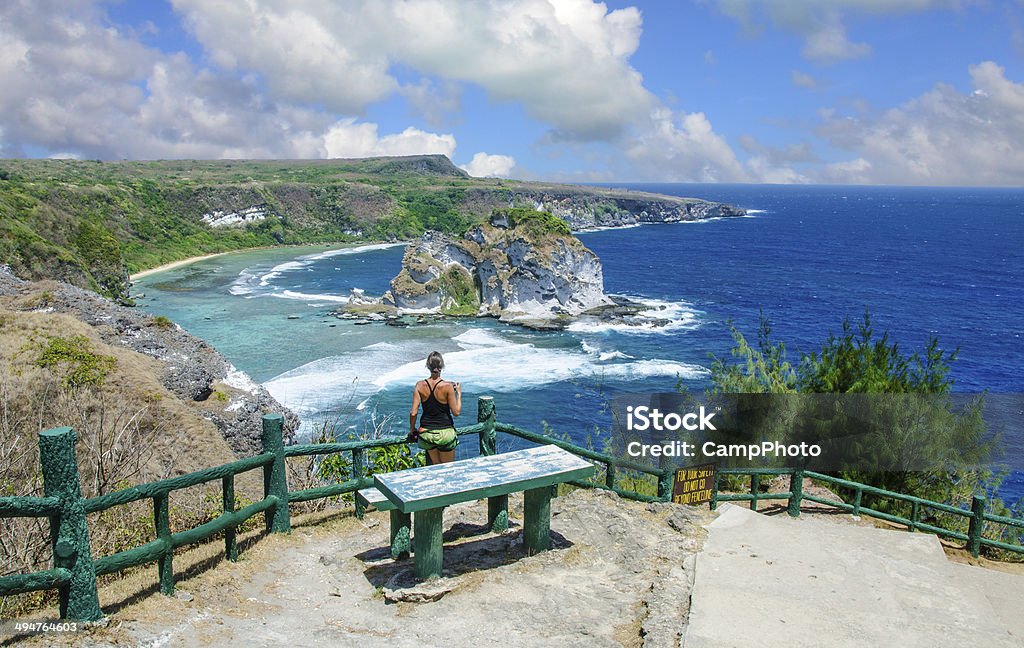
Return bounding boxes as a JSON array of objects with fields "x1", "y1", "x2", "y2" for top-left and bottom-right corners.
[{"x1": 133, "y1": 184, "x2": 1024, "y2": 504}]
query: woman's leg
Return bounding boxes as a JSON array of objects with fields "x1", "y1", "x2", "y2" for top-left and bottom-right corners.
[
  {"x1": 426, "y1": 448, "x2": 441, "y2": 465},
  {"x1": 436, "y1": 449, "x2": 455, "y2": 464}
]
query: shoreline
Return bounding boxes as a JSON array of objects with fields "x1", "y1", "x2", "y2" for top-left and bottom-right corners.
[
  {"x1": 129, "y1": 252, "x2": 232, "y2": 281},
  {"x1": 128, "y1": 240, "x2": 410, "y2": 282}
]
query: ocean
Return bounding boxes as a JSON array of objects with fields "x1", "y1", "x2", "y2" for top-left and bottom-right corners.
[{"x1": 132, "y1": 184, "x2": 1024, "y2": 503}]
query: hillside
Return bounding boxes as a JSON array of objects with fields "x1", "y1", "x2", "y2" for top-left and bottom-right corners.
[{"x1": 0, "y1": 156, "x2": 742, "y2": 302}]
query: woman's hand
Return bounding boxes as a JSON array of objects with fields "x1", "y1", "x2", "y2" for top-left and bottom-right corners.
[{"x1": 453, "y1": 382, "x2": 461, "y2": 396}]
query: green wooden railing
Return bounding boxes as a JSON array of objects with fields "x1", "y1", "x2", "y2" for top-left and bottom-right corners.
[
  {"x1": 0, "y1": 396, "x2": 666, "y2": 621},
  {"x1": 710, "y1": 468, "x2": 1024, "y2": 559},
  {"x1": 5, "y1": 395, "x2": 1018, "y2": 622}
]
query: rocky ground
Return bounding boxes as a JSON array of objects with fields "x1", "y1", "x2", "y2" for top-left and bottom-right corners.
[{"x1": 19, "y1": 489, "x2": 715, "y2": 648}]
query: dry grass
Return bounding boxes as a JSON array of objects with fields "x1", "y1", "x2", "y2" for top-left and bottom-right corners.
[{"x1": 0, "y1": 306, "x2": 259, "y2": 618}]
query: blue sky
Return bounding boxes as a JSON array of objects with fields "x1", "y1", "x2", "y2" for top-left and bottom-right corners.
[{"x1": 1, "y1": 1, "x2": 1022, "y2": 185}]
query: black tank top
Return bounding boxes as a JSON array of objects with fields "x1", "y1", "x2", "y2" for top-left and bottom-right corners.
[{"x1": 419, "y1": 379, "x2": 455, "y2": 430}]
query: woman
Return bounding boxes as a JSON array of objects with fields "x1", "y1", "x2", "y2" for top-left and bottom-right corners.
[{"x1": 409, "y1": 351, "x2": 461, "y2": 464}]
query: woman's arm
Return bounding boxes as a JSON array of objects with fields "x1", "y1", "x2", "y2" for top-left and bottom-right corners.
[
  {"x1": 410, "y1": 382, "x2": 422, "y2": 435},
  {"x1": 448, "y1": 381, "x2": 462, "y2": 417}
]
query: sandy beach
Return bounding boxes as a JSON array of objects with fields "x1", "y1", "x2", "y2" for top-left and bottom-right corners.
[{"x1": 129, "y1": 252, "x2": 232, "y2": 281}]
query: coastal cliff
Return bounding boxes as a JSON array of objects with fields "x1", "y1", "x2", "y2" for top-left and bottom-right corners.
[
  {"x1": 0, "y1": 156, "x2": 744, "y2": 302},
  {"x1": 381, "y1": 208, "x2": 611, "y2": 328},
  {"x1": 0, "y1": 265, "x2": 297, "y2": 456}
]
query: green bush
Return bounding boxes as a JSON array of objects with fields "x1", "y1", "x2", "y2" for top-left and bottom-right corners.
[
  {"x1": 494, "y1": 207, "x2": 571, "y2": 236},
  {"x1": 708, "y1": 310, "x2": 1018, "y2": 558},
  {"x1": 151, "y1": 315, "x2": 174, "y2": 329},
  {"x1": 28, "y1": 334, "x2": 116, "y2": 390}
]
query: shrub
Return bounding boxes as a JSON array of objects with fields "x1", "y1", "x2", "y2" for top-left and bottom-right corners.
[
  {"x1": 28, "y1": 334, "x2": 116, "y2": 390},
  {"x1": 151, "y1": 315, "x2": 174, "y2": 330}
]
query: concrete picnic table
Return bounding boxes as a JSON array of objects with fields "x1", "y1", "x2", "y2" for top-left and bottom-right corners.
[{"x1": 371, "y1": 445, "x2": 595, "y2": 579}]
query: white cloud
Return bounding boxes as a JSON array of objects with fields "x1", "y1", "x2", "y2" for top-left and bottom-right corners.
[
  {"x1": 171, "y1": 0, "x2": 654, "y2": 141},
  {"x1": 323, "y1": 121, "x2": 456, "y2": 159},
  {"x1": 717, "y1": 1, "x2": 964, "y2": 63},
  {"x1": 0, "y1": 2, "x2": 462, "y2": 161},
  {"x1": 816, "y1": 61, "x2": 1024, "y2": 185},
  {"x1": 460, "y1": 153, "x2": 517, "y2": 178},
  {"x1": 800, "y1": 16, "x2": 871, "y2": 63},
  {"x1": 624, "y1": 109, "x2": 749, "y2": 182},
  {"x1": 398, "y1": 79, "x2": 463, "y2": 128},
  {"x1": 791, "y1": 70, "x2": 819, "y2": 89},
  {"x1": 0, "y1": 0, "x2": 743, "y2": 181}
]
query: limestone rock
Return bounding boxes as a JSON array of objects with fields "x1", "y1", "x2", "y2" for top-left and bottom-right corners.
[{"x1": 384, "y1": 209, "x2": 612, "y2": 326}]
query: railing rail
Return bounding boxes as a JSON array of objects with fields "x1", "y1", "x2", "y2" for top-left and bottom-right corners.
[
  {"x1": 710, "y1": 467, "x2": 1024, "y2": 559},
  {"x1": 3, "y1": 397, "x2": 1022, "y2": 622}
]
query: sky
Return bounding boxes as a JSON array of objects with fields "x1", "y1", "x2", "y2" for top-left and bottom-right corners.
[{"x1": 1, "y1": 0, "x2": 1023, "y2": 185}]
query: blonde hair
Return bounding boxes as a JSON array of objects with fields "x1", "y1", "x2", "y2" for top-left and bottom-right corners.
[{"x1": 426, "y1": 351, "x2": 444, "y2": 376}]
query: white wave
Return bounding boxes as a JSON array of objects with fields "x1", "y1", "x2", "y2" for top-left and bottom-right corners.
[
  {"x1": 300, "y1": 242, "x2": 407, "y2": 261},
  {"x1": 599, "y1": 350, "x2": 632, "y2": 361},
  {"x1": 745, "y1": 209, "x2": 767, "y2": 214},
  {"x1": 271, "y1": 290, "x2": 350, "y2": 303},
  {"x1": 567, "y1": 296, "x2": 700, "y2": 335},
  {"x1": 453, "y1": 328, "x2": 515, "y2": 349},
  {"x1": 372, "y1": 341, "x2": 704, "y2": 391},
  {"x1": 576, "y1": 223, "x2": 644, "y2": 233},
  {"x1": 223, "y1": 365, "x2": 260, "y2": 395},
  {"x1": 259, "y1": 260, "x2": 308, "y2": 287},
  {"x1": 229, "y1": 270, "x2": 259, "y2": 296},
  {"x1": 365, "y1": 341, "x2": 400, "y2": 350}
]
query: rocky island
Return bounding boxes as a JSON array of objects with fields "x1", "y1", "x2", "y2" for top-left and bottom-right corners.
[
  {"x1": 378, "y1": 208, "x2": 610, "y2": 328},
  {"x1": 340, "y1": 207, "x2": 694, "y2": 330}
]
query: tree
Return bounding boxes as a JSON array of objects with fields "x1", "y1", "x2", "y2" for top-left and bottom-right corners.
[{"x1": 708, "y1": 310, "x2": 999, "y2": 511}]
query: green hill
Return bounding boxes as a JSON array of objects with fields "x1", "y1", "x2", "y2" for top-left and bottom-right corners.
[{"x1": 0, "y1": 156, "x2": 738, "y2": 302}]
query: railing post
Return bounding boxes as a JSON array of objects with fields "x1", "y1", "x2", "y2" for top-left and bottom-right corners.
[
  {"x1": 968, "y1": 495, "x2": 986, "y2": 558},
  {"x1": 261, "y1": 414, "x2": 290, "y2": 534},
  {"x1": 852, "y1": 488, "x2": 862, "y2": 517},
  {"x1": 477, "y1": 396, "x2": 496, "y2": 456},
  {"x1": 787, "y1": 469, "x2": 804, "y2": 518},
  {"x1": 710, "y1": 469, "x2": 720, "y2": 511},
  {"x1": 749, "y1": 473, "x2": 760, "y2": 511},
  {"x1": 657, "y1": 469, "x2": 673, "y2": 502},
  {"x1": 222, "y1": 475, "x2": 237, "y2": 561},
  {"x1": 476, "y1": 397, "x2": 506, "y2": 531},
  {"x1": 352, "y1": 448, "x2": 366, "y2": 519},
  {"x1": 909, "y1": 501, "x2": 919, "y2": 533},
  {"x1": 153, "y1": 493, "x2": 173, "y2": 594},
  {"x1": 38, "y1": 427, "x2": 102, "y2": 621},
  {"x1": 605, "y1": 462, "x2": 616, "y2": 490}
]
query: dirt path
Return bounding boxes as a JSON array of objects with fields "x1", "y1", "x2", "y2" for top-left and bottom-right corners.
[{"x1": 44, "y1": 489, "x2": 712, "y2": 648}]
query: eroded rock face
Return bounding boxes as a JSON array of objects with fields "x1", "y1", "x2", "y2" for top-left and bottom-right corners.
[
  {"x1": 384, "y1": 210, "x2": 611, "y2": 324},
  {"x1": 0, "y1": 266, "x2": 298, "y2": 455}
]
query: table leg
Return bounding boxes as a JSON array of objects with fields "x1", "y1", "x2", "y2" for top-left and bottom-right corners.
[
  {"x1": 413, "y1": 508, "x2": 444, "y2": 579},
  {"x1": 487, "y1": 494, "x2": 508, "y2": 533},
  {"x1": 523, "y1": 486, "x2": 552, "y2": 554},
  {"x1": 390, "y1": 509, "x2": 411, "y2": 559}
]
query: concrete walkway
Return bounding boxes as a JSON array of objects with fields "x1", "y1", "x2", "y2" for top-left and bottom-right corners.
[{"x1": 684, "y1": 504, "x2": 1023, "y2": 648}]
